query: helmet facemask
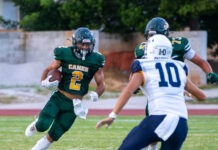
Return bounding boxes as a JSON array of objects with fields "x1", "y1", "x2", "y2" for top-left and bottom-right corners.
[{"x1": 72, "y1": 27, "x2": 95, "y2": 60}]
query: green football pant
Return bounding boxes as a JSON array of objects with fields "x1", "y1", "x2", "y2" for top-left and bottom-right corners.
[{"x1": 35, "y1": 91, "x2": 77, "y2": 141}]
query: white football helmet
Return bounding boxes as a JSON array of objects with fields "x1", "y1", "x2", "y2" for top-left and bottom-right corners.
[{"x1": 146, "y1": 34, "x2": 172, "y2": 60}]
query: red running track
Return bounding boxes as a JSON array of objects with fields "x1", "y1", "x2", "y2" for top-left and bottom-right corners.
[{"x1": 0, "y1": 109, "x2": 218, "y2": 116}]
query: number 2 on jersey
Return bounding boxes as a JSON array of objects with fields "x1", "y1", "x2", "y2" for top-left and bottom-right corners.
[
  {"x1": 69, "y1": 71, "x2": 84, "y2": 90},
  {"x1": 155, "y1": 62, "x2": 181, "y2": 87}
]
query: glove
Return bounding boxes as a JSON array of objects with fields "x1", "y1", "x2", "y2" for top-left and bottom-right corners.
[
  {"x1": 90, "y1": 91, "x2": 98, "y2": 102},
  {"x1": 207, "y1": 72, "x2": 218, "y2": 84},
  {"x1": 73, "y1": 99, "x2": 88, "y2": 119},
  {"x1": 133, "y1": 88, "x2": 141, "y2": 94},
  {"x1": 41, "y1": 75, "x2": 59, "y2": 88}
]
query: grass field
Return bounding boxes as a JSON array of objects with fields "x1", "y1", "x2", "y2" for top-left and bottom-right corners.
[{"x1": 0, "y1": 116, "x2": 217, "y2": 150}]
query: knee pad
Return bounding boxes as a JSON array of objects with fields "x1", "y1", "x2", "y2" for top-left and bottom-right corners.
[{"x1": 35, "y1": 119, "x2": 51, "y2": 132}]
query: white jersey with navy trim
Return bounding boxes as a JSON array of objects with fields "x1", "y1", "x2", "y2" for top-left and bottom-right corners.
[{"x1": 131, "y1": 59, "x2": 188, "y2": 119}]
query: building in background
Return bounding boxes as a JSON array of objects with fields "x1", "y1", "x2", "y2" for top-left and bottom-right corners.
[{"x1": 0, "y1": 0, "x2": 20, "y2": 29}]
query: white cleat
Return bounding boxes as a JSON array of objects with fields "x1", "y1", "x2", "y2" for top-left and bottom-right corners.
[
  {"x1": 31, "y1": 136, "x2": 51, "y2": 150},
  {"x1": 25, "y1": 118, "x2": 38, "y2": 137}
]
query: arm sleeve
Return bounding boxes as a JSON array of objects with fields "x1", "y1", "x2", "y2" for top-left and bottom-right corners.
[
  {"x1": 182, "y1": 38, "x2": 196, "y2": 60},
  {"x1": 184, "y1": 48, "x2": 195, "y2": 60}
]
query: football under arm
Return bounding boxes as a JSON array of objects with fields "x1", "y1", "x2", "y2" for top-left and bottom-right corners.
[
  {"x1": 112, "y1": 72, "x2": 144, "y2": 115},
  {"x1": 185, "y1": 78, "x2": 206, "y2": 101},
  {"x1": 41, "y1": 60, "x2": 61, "y2": 81}
]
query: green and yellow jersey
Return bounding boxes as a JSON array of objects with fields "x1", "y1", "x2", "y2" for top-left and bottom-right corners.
[
  {"x1": 54, "y1": 46, "x2": 105, "y2": 96},
  {"x1": 135, "y1": 36, "x2": 195, "y2": 62},
  {"x1": 169, "y1": 37, "x2": 195, "y2": 62}
]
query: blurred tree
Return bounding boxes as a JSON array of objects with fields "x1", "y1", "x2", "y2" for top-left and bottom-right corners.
[
  {"x1": 13, "y1": 0, "x2": 68, "y2": 31},
  {"x1": 59, "y1": 0, "x2": 103, "y2": 30},
  {"x1": 159, "y1": 0, "x2": 218, "y2": 29},
  {"x1": 158, "y1": 0, "x2": 218, "y2": 45},
  {"x1": 119, "y1": 0, "x2": 160, "y2": 33},
  {"x1": 12, "y1": 0, "x2": 218, "y2": 45}
]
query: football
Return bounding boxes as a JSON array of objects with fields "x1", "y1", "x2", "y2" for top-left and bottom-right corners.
[{"x1": 47, "y1": 69, "x2": 62, "y2": 82}]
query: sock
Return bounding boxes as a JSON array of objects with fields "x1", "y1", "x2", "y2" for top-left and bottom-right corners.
[
  {"x1": 140, "y1": 147, "x2": 148, "y2": 150},
  {"x1": 148, "y1": 143, "x2": 158, "y2": 150},
  {"x1": 31, "y1": 136, "x2": 51, "y2": 150}
]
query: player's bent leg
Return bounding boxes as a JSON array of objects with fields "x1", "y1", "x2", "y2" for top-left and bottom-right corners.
[
  {"x1": 48, "y1": 111, "x2": 76, "y2": 141},
  {"x1": 160, "y1": 117, "x2": 188, "y2": 150},
  {"x1": 35, "y1": 116, "x2": 54, "y2": 132},
  {"x1": 118, "y1": 116, "x2": 164, "y2": 150},
  {"x1": 35, "y1": 96, "x2": 60, "y2": 132}
]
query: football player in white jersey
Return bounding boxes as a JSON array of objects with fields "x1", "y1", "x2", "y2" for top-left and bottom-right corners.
[{"x1": 96, "y1": 34, "x2": 206, "y2": 150}]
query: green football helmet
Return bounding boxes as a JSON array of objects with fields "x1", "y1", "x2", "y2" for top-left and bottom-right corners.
[
  {"x1": 72, "y1": 27, "x2": 95, "y2": 60},
  {"x1": 134, "y1": 42, "x2": 147, "y2": 59},
  {"x1": 144, "y1": 17, "x2": 169, "y2": 40}
]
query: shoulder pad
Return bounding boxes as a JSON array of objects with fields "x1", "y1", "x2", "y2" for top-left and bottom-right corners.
[
  {"x1": 170, "y1": 36, "x2": 189, "y2": 45},
  {"x1": 93, "y1": 51, "x2": 105, "y2": 67},
  {"x1": 179, "y1": 37, "x2": 189, "y2": 45},
  {"x1": 131, "y1": 59, "x2": 142, "y2": 73},
  {"x1": 54, "y1": 46, "x2": 70, "y2": 60}
]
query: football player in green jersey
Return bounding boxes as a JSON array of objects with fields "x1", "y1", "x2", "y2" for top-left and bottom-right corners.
[{"x1": 25, "y1": 27, "x2": 105, "y2": 150}]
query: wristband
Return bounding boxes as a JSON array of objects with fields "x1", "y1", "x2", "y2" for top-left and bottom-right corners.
[{"x1": 109, "y1": 112, "x2": 117, "y2": 119}]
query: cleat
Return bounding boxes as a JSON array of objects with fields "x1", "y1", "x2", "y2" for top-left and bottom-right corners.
[
  {"x1": 25, "y1": 118, "x2": 38, "y2": 137},
  {"x1": 31, "y1": 136, "x2": 51, "y2": 150}
]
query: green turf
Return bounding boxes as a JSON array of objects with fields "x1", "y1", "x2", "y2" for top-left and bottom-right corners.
[{"x1": 0, "y1": 115, "x2": 217, "y2": 150}]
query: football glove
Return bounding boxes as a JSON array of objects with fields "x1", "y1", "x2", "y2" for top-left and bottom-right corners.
[
  {"x1": 41, "y1": 75, "x2": 59, "y2": 89},
  {"x1": 207, "y1": 72, "x2": 218, "y2": 84},
  {"x1": 133, "y1": 88, "x2": 141, "y2": 94},
  {"x1": 90, "y1": 91, "x2": 98, "y2": 102}
]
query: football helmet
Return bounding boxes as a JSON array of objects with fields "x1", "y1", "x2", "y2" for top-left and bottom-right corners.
[
  {"x1": 146, "y1": 34, "x2": 172, "y2": 60},
  {"x1": 72, "y1": 27, "x2": 95, "y2": 60},
  {"x1": 144, "y1": 17, "x2": 169, "y2": 40},
  {"x1": 134, "y1": 42, "x2": 147, "y2": 59}
]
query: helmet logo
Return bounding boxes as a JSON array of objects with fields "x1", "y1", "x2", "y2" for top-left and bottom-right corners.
[
  {"x1": 82, "y1": 39, "x2": 91, "y2": 43},
  {"x1": 146, "y1": 34, "x2": 172, "y2": 60},
  {"x1": 148, "y1": 30, "x2": 157, "y2": 35}
]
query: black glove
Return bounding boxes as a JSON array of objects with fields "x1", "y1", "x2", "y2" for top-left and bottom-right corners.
[{"x1": 133, "y1": 88, "x2": 141, "y2": 94}]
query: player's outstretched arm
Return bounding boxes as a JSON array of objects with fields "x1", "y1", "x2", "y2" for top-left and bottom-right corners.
[
  {"x1": 95, "y1": 72, "x2": 144, "y2": 129},
  {"x1": 190, "y1": 54, "x2": 218, "y2": 83},
  {"x1": 185, "y1": 78, "x2": 206, "y2": 101},
  {"x1": 190, "y1": 53, "x2": 212, "y2": 74}
]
